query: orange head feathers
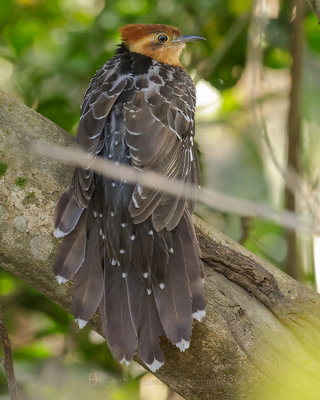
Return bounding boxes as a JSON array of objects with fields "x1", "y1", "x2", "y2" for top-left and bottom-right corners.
[{"x1": 119, "y1": 24, "x2": 205, "y2": 67}]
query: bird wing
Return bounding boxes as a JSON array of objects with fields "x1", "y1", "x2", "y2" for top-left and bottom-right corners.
[
  {"x1": 124, "y1": 63, "x2": 201, "y2": 231},
  {"x1": 72, "y1": 56, "x2": 128, "y2": 208}
]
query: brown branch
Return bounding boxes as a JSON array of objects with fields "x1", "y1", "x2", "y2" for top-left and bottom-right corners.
[
  {"x1": 0, "y1": 305, "x2": 18, "y2": 400},
  {"x1": 1, "y1": 90, "x2": 320, "y2": 399},
  {"x1": 285, "y1": 0, "x2": 305, "y2": 280}
]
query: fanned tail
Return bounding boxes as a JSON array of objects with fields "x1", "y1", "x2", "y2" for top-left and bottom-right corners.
[{"x1": 53, "y1": 190, "x2": 205, "y2": 372}]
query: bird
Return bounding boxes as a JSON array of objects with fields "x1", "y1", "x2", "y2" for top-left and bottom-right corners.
[{"x1": 53, "y1": 24, "x2": 206, "y2": 373}]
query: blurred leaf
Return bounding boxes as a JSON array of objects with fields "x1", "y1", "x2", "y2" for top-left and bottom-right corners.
[
  {"x1": 14, "y1": 342, "x2": 52, "y2": 360},
  {"x1": 0, "y1": 270, "x2": 16, "y2": 295},
  {"x1": 264, "y1": 47, "x2": 291, "y2": 69}
]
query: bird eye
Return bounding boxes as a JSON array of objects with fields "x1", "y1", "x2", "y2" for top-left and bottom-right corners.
[{"x1": 157, "y1": 34, "x2": 168, "y2": 43}]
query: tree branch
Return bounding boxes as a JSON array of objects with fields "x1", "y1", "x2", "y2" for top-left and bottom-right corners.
[
  {"x1": 285, "y1": 0, "x2": 305, "y2": 280},
  {"x1": 0, "y1": 305, "x2": 19, "y2": 400},
  {"x1": 1, "y1": 89, "x2": 320, "y2": 399}
]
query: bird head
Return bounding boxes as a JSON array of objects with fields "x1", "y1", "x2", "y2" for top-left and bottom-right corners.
[{"x1": 119, "y1": 24, "x2": 205, "y2": 67}]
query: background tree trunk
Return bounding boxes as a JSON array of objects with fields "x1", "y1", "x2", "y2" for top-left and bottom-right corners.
[{"x1": 1, "y1": 89, "x2": 320, "y2": 400}]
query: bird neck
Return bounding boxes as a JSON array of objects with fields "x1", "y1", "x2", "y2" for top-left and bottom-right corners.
[{"x1": 118, "y1": 41, "x2": 184, "y2": 68}]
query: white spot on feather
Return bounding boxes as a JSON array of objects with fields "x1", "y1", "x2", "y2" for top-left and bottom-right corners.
[
  {"x1": 130, "y1": 235, "x2": 135, "y2": 240},
  {"x1": 54, "y1": 228, "x2": 66, "y2": 238},
  {"x1": 189, "y1": 148, "x2": 194, "y2": 162},
  {"x1": 146, "y1": 359, "x2": 164, "y2": 372},
  {"x1": 132, "y1": 193, "x2": 140, "y2": 209},
  {"x1": 120, "y1": 356, "x2": 131, "y2": 366},
  {"x1": 93, "y1": 211, "x2": 98, "y2": 217},
  {"x1": 111, "y1": 258, "x2": 117, "y2": 266},
  {"x1": 75, "y1": 318, "x2": 87, "y2": 329},
  {"x1": 147, "y1": 288, "x2": 152, "y2": 295},
  {"x1": 120, "y1": 249, "x2": 125, "y2": 254},
  {"x1": 159, "y1": 283, "x2": 165, "y2": 290},
  {"x1": 175, "y1": 339, "x2": 190, "y2": 352},
  {"x1": 148, "y1": 230, "x2": 154, "y2": 235},
  {"x1": 122, "y1": 272, "x2": 127, "y2": 278},
  {"x1": 143, "y1": 272, "x2": 148, "y2": 278},
  {"x1": 56, "y1": 275, "x2": 68, "y2": 284},
  {"x1": 192, "y1": 309, "x2": 206, "y2": 322},
  {"x1": 169, "y1": 247, "x2": 174, "y2": 254},
  {"x1": 121, "y1": 222, "x2": 127, "y2": 228}
]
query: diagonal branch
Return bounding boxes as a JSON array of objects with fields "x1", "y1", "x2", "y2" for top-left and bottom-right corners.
[{"x1": 1, "y1": 89, "x2": 320, "y2": 400}]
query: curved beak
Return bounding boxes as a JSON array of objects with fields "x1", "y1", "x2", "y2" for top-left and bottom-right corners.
[{"x1": 173, "y1": 34, "x2": 206, "y2": 43}]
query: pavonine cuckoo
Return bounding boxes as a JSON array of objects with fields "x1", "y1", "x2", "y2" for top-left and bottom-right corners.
[{"x1": 53, "y1": 24, "x2": 206, "y2": 372}]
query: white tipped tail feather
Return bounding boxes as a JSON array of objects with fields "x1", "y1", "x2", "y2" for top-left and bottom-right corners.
[
  {"x1": 146, "y1": 358, "x2": 164, "y2": 373},
  {"x1": 75, "y1": 318, "x2": 88, "y2": 329},
  {"x1": 54, "y1": 228, "x2": 66, "y2": 238},
  {"x1": 56, "y1": 275, "x2": 68, "y2": 284},
  {"x1": 119, "y1": 357, "x2": 131, "y2": 366},
  {"x1": 175, "y1": 339, "x2": 190, "y2": 352},
  {"x1": 192, "y1": 309, "x2": 206, "y2": 322}
]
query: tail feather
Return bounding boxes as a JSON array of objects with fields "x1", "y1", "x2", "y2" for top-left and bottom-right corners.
[
  {"x1": 179, "y1": 212, "x2": 206, "y2": 320},
  {"x1": 103, "y1": 258, "x2": 137, "y2": 364},
  {"x1": 54, "y1": 186, "x2": 83, "y2": 238},
  {"x1": 71, "y1": 221, "x2": 103, "y2": 323},
  {"x1": 152, "y1": 232, "x2": 169, "y2": 285},
  {"x1": 135, "y1": 224, "x2": 154, "y2": 290},
  {"x1": 54, "y1": 189, "x2": 204, "y2": 372},
  {"x1": 153, "y1": 231, "x2": 193, "y2": 348},
  {"x1": 53, "y1": 212, "x2": 87, "y2": 281},
  {"x1": 126, "y1": 266, "x2": 165, "y2": 371}
]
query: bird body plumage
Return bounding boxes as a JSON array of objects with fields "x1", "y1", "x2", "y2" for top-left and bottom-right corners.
[{"x1": 53, "y1": 24, "x2": 206, "y2": 372}]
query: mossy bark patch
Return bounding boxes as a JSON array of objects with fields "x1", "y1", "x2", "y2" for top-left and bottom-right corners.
[
  {"x1": 0, "y1": 163, "x2": 8, "y2": 178},
  {"x1": 14, "y1": 177, "x2": 28, "y2": 188}
]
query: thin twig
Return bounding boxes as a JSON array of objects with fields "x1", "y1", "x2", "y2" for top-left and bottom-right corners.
[
  {"x1": 34, "y1": 141, "x2": 319, "y2": 234},
  {"x1": 238, "y1": 216, "x2": 253, "y2": 245},
  {"x1": 0, "y1": 305, "x2": 18, "y2": 400},
  {"x1": 284, "y1": 0, "x2": 305, "y2": 280}
]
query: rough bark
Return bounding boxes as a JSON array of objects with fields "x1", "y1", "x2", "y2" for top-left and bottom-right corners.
[{"x1": 1, "y1": 89, "x2": 320, "y2": 400}]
